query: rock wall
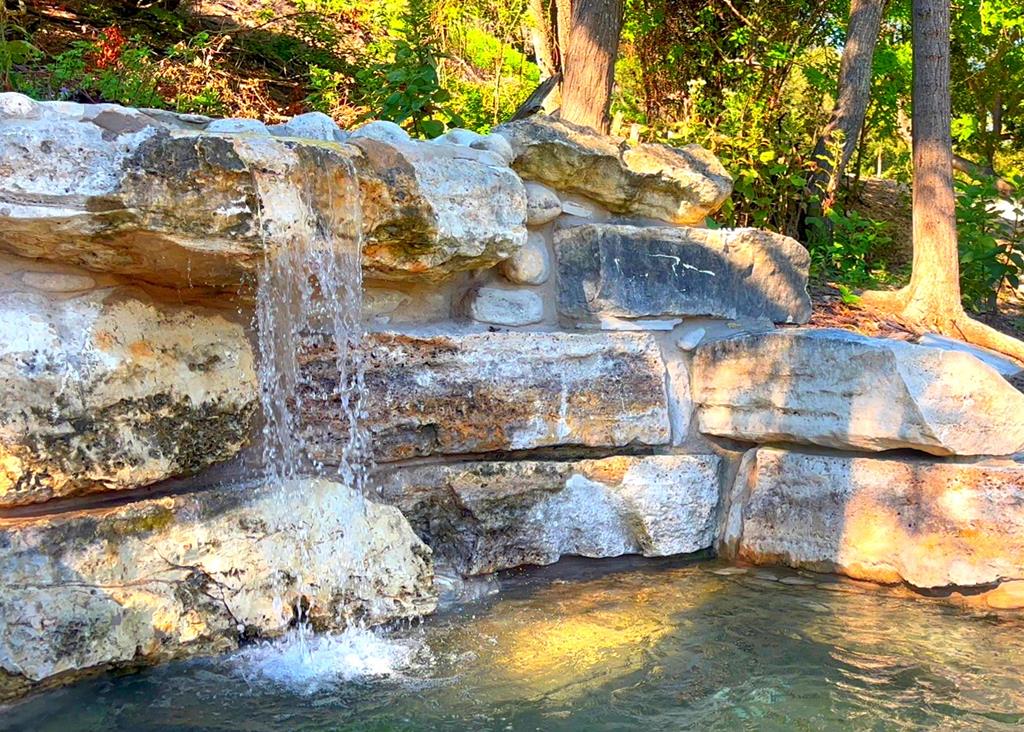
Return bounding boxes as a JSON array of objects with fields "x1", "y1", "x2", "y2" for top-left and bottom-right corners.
[{"x1": 1, "y1": 92, "x2": 1022, "y2": 699}]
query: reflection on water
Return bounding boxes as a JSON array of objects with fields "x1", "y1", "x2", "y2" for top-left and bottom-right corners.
[{"x1": 6, "y1": 556, "x2": 1024, "y2": 732}]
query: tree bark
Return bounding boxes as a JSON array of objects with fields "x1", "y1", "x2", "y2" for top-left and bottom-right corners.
[
  {"x1": 902, "y1": 0, "x2": 961, "y2": 320},
  {"x1": 862, "y1": 0, "x2": 1024, "y2": 365},
  {"x1": 808, "y1": 0, "x2": 887, "y2": 204},
  {"x1": 559, "y1": 0, "x2": 624, "y2": 133}
]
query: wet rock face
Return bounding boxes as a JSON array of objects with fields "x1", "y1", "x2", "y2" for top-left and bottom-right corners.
[
  {"x1": 0, "y1": 289, "x2": 257, "y2": 508},
  {"x1": 556, "y1": 224, "x2": 812, "y2": 324},
  {"x1": 727, "y1": 447, "x2": 1024, "y2": 589},
  {"x1": 495, "y1": 116, "x2": 733, "y2": 224},
  {"x1": 376, "y1": 455, "x2": 721, "y2": 575},
  {"x1": 0, "y1": 479, "x2": 436, "y2": 701},
  {"x1": 0, "y1": 97, "x2": 526, "y2": 287},
  {"x1": 301, "y1": 331, "x2": 671, "y2": 463},
  {"x1": 692, "y1": 329, "x2": 1024, "y2": 456}
]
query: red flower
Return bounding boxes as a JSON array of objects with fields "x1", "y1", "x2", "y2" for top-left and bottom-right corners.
[{"x1": 91, "y1": 27, "x2": 127, "y2": 70}]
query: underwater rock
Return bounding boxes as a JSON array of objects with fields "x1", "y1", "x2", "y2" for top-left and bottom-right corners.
[
  {"x1": 495, "y1": 115, "x2": 732, "y2": 224},
  {"x1": 0, "y1": 289, "x2": 257, "y2": 507},
  {"x1": 556, "y1": 224, "x2": 812, "y2": 324},
  {"x1": 0, "y1": 99, "x2": 526, "y2": 287},
  {"x1": 301, "y1": 330, "x2": 671, "y2": 462},
  {"x1": 726, "y1": 447, "x2": 1024, "y2": 589},
  {"x1": 0, "y1": 478, "x2": 435, "y2": 701},
  {"x1": 693, "y1": 329, "x2": 1024, "y2": 456},
  {"x1": 376, "y1": 455, "x2": 721, "y2": 575},
  {"x1": 462, "y1": 286, "x2": 544, "y2": 326}
]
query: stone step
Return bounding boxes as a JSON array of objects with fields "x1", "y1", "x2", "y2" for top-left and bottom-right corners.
[
  {"x1": 693, "y1": 328, "x2": 1024, "y2": 456},
  {"x1": 555, "y1": 223, "x2": 812, "y2": 324},
  {"x1": 301, "y1": 330, "x2": 672, "y2": 463}
]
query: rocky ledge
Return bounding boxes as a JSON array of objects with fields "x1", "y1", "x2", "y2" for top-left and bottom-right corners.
[{"x1": 0, "y1": 479, "x2": 435, "y2": 702}]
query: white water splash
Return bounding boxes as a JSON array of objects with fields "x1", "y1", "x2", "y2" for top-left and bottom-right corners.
[{"x1": 233, "y1": 627, "x2": 422, "y2": 695}]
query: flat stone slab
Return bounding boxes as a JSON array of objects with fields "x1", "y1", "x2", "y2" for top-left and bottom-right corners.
[
  {"x1": 555, "y1": 224, "x2": 811, "y2": 324},
  {"x1": 726, "y1": 447, "x2": 1024, "y2": 589},
  {"x1": 693, "y1": 328, "x2": 1024, "y2": 456},
  {"x1": 0, "y1": 95, "x2": 526, "y2": 287},
  {"x1": 301, "y1": 330, "x2": 671, "y2": 462},
  {"x1": 0, "y1": 479, "x2": 435, "y2": 701},
  {"x1": 495, "y1": 116, "x2": 732, "y2": 224},
  {"x1": 0, "y1": 289, "x2": 257, "y2": 508},
  {"x1": 376, "y1": 455, "x2": 721, "y2": 575}
]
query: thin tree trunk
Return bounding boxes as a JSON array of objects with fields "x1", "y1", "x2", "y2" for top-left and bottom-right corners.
[
  {"x1": 808, "y1": 0, "x2": 887, "y2": 204},
  {"x1": 901, "y1": 0, "x2": 961, "y2": 320},
  {"x1": 560, "y1": 0, "x2": 623, "y2": 133}
]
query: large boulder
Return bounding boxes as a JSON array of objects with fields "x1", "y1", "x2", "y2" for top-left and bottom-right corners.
[
  {"x1": 0, "y1": 289, "x2": 257, "y2": 508},
  {"x1": 0, "y1": 479, "x2": 435, "y2": 701},
  {"x1": 0, "y1": 95, "x2": 526, "y2": 287},
  {"x1": 725, "y1": 447, "x2": 1024, "y2": 589},
  {"x1": 376, "y1": 455, "x2": 721, "y2": 575},
  {"x1": 495, "y1": 116, "x2": 732, "y2": 224},
  {"x1": 692, "y1": 329, "x2": 1024, "y2": 456},
  {"x1": 556, "y1": 224, "x2": 811, "y2": 324},
  {"x1": 301, "y1": 331, "x2": 671, "y2": 462}
]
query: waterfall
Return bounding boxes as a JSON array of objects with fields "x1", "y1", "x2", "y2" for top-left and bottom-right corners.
[{"x1": 253, "y1": 151, "x2": 368, "y2": 493}]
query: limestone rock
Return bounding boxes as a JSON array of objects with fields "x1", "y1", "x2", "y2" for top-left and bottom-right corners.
[
  {"x1": 524, "y1": 182, "x2": 562, "y2": 226},
  {"x1": 693, "y1": 329, "x2": 1024, "y2": 456},
  {"x1": 0, "y1": 102, "x2": 526, "y2": 287},
  {"x1": 268, "y1": 111, "x2": 345, "y2": 142},
  {"x1": 556, "y1": 224, "x2": 811, "y2": 324},
  {"x1": 495, "y1": 116, "x2": 733, "y2": 224},
  {"x1": 0, "y1": 289, "x2": 257, "y2": 507},
  {"x1": 0, "y1": 479, "x2": 435, "y2": 701},
  {"x1": 301, "y1": 331, "x2": 671, "y2": 462},
  {"x1": 376, "y1": 455, "x2": 721, "y2": 575},
  {"x1": 727, "y1": 447, "x2": 1024, "y2": 589},
  {"x1": 500, "y1": 231, "x2": 551, "y2": 285},
  {"x1": 205, "y1": 118, "x2": 269, "y2": 136},
  {"x1": 350, "y1": 119, "x2": 409, "y2": 144},
  {"x1": 463, "y1": 286, "x2": 544, "y2": 326}
]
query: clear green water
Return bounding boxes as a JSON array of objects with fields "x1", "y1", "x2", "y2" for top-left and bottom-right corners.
[{"x1": 5, "y1": 557, "x2": 1024, "y2": 732}]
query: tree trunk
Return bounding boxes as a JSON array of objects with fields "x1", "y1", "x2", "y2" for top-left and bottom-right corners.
[
  {"x1": 528, "y1": 0, "x2": 571, "y2": 113},
  {"x1": 901, "y1": 0, "x2": 961, "y2": 321},
  {"x1": 808, "y1": 0, "x2": 887, "y2": 204},
  {"x1": 862, "y1": 0, "x2": 1024, "y2": 365},
  {"x1": 559, "y1": 0, "x2": 624, "y2": 133}
]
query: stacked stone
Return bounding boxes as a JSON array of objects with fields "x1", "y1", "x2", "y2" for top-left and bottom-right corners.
[{"x1": 2, "y1": 91, "x2": 1024, "y2": 700}]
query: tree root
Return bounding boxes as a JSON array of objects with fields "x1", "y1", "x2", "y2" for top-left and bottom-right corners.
[{"x1": 860, "y1": 287, "x2": 1024, "y2": 367}]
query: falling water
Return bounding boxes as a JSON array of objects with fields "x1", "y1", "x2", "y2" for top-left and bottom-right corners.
[{"x1": 249, "y1": 146, "x2": 386, "y2": 678}]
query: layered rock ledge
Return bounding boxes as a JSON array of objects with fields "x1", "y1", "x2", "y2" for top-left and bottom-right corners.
[
  {"x1": 0, "y1": 479, "x2": 435, "y2": 702},
  {"x1": 0, "y1": 289, "x2": 257, "y2": 508},
  {"x1": 302, "y1": 330, "x2": 672, "y2": 463},
  {"x1": 376, "y1": 455, "x2": 721, "y2": 575},
  {"x1": 724, "y1": 447, "x2": 1024, "y2": 589},
  {"x1": 693, "y1": 329, "x2": 1024, "y2": 456},
  {"x1": 0, "y1": 96, "x2": 526, "y2": 287}
]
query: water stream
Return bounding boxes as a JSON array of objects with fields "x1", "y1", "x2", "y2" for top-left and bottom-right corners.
[{"x1": 8, "y1": 556, "x2": 1024, "y2": 731}]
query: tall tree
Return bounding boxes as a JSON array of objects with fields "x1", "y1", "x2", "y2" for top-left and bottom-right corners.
[
  {"x1": 864, "y1": 0, "x2": 1024, "y2": 364},
  {"x1": 808, "y1": 0, "x2": 888, "y2": 204},
  {"x1": 527, "y1": 0, "x2": 624, "y2": 132}
]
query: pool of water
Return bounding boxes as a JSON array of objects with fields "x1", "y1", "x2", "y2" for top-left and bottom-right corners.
[{"x1": 6, "y1": 556, "x2": 1024, "y2": 731}]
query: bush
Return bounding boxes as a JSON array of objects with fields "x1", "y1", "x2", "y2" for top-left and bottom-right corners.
[{"x1": 957, "y1": 177, "x2": 1024, "y2": 312}]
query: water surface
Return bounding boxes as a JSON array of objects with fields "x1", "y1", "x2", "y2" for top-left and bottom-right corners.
[{"x1": 6, "y1": 557, "x2": 1023, "y2": 731}]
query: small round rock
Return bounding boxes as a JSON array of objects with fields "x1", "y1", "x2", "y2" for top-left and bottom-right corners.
[
  {"x1": 350, "y1": 120, "x2": 410, "y2": 145},
  {"x1": 500, "y1": 232, "x2": 550, "y2": 286},
  {"x1": 0, "y1": 92, "x2": 41, "y2": 121},
  {"x1": 470, "y1": 133, "x2": 515, "y2": 165}
]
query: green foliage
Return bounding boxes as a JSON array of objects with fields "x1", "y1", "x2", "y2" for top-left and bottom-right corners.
[
  {"x1": 806, "y1": 206, "x2": 896, "y2": 287},
  {"x1": 957, "y1": 177, "x2": 1024, "y2": 311},
  {"x1": 0, "y1": 5, "x2": 42, "y2": 91},
  {"x1": 352, "y1": 0, "x2": 462, "y2": 137},
  {"x1": 45, "y1": 36, "x2": 163, "y2": 108}
]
